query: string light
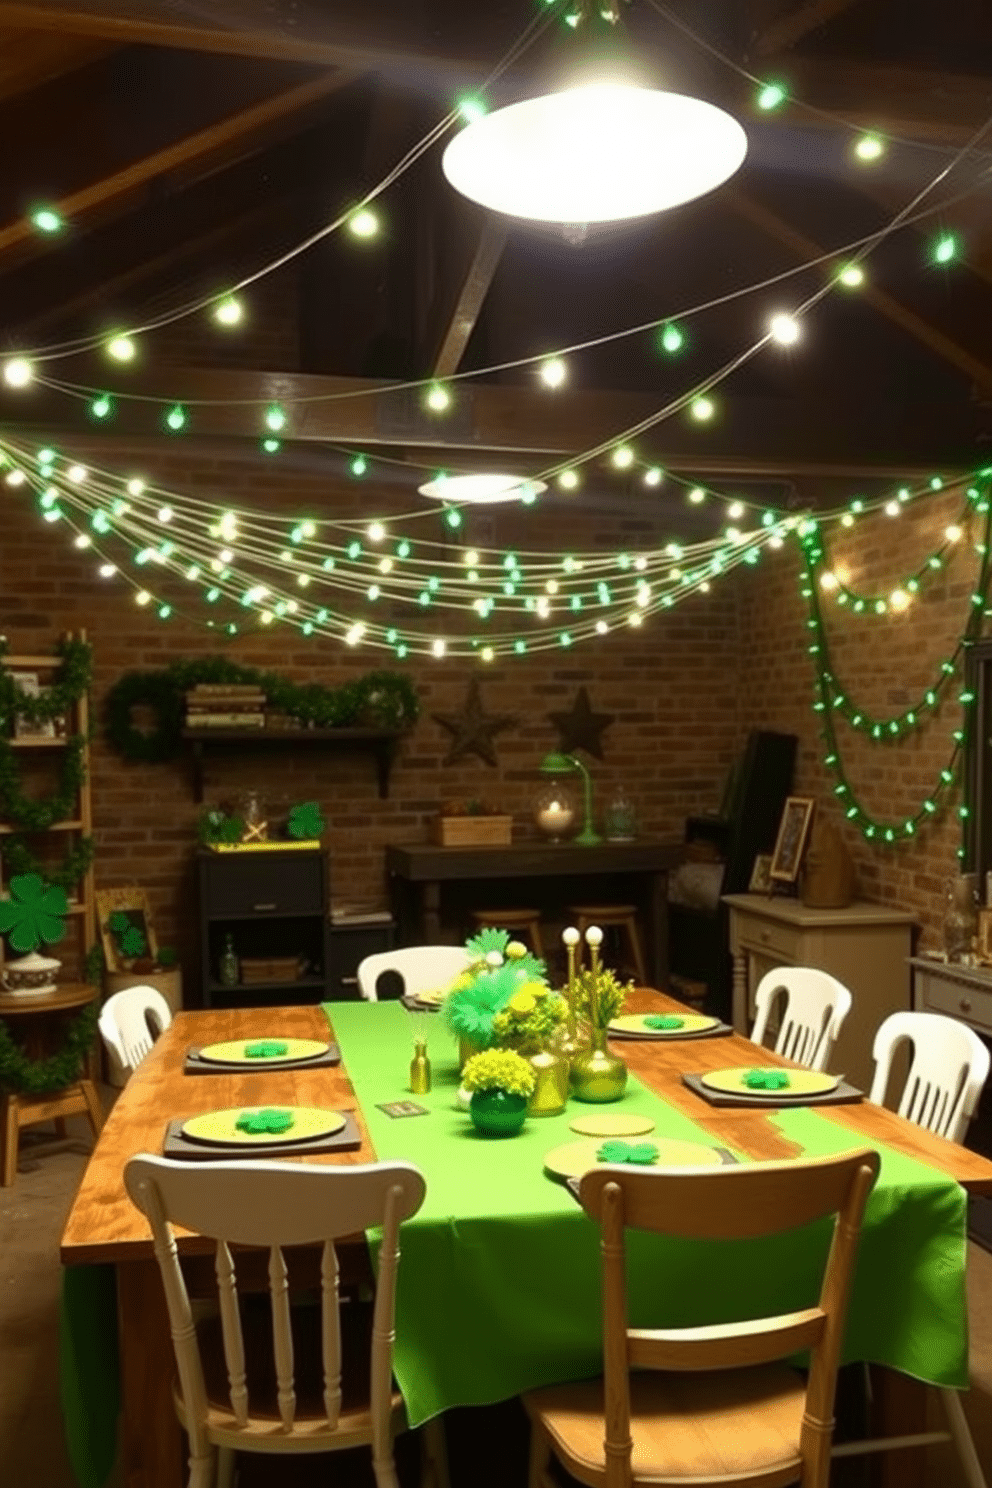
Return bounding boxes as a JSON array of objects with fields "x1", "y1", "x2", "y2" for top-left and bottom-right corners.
[
  {"x1": 213, "y1": 296, "x2": 244, "y2": 327},
  {"x1": 106, "y1": 335, "x2": 136, "y2": 362},
  {"x1": 837, "y1": 263, "x2": 866, "y2": 288},
  {"x1": 31, "y1": 207, "x2": 63, "y2": 234},
  {"x1": 348, "y1": 209, "x2": 380, "y2": 239},
  {"x1": 539, "y1": 357, "x2": 567, "y2": 389},
  {"x1": 768, "y1": 312, "x2": 801, "y2": 345},
  {"x1": 659, "y1": 322, "x2": 686, "y2": 355},
  {"x1": 689, "y1": 396, "x2": 715, "y2": 421},
  {"x1": 89, "y1": 394, "x2": 113, "y2": 420},
  {"x1": 3, "y1": 358, "x2": 33, "y2": 388},
  {"x1": 264, "y1": 404, "x2": 287, "y2": 432},
  {"x1": 756, "y1": 82, "x2": 787, "y2": 111},
  {"x1": 933, "y1": 232, "x2": 958, "y2": 264},
  {"x1": 425, "y1": 383, "x2": 452, "y2": 413},
  {"x1": 854, "y1": 133, "x2": 885, "y2": 162},
  {"x1": 165, "y1": 405, "x2": 188, "y2": 433}
]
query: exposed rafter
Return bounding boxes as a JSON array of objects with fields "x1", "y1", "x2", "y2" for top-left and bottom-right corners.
[
  {"x1": 430, "y1": 224, "x2": 506, "y2": 378},
  {"x1": 754, "y1": 0, "x2": 866, "y2": 56}
]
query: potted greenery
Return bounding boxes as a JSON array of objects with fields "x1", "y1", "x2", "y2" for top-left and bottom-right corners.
[{"x1": 461, "y1": 1048, "x2": 536, "y2": 1137}]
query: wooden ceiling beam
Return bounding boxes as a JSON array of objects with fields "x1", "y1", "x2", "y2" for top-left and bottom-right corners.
[
  {"x1": 0, "y1": 1, "x2": 477, "y2": 85},
  {"x1": 753, "y1": 0, "x2": 865, "y2": 56},
  {"x1": 0, "y1": 28, "x2": 115, "y2": 101},
  {"x1": 727, "y1": 189, "x2": 992, "y2": 393},
  {"x1": 768, "y1": 56, "x2": 992, "y2": 147},
  {"x1": 0, "y1": 69, "x2": 358, "y2": 267},
  {"x1": 430, "y1": 223, "x2": 507, "y2": 378},
  {"x1": 0, "y1": 364, "x2": 982, "y2": 472}
]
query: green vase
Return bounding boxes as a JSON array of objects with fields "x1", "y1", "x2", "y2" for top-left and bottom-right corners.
[
  {"x1": 469, "y1": 1089, "x2": 528, "y2": 1137},
  {"x1": 570, "y1": 1026, "x2": 628, "y2": 1103}
]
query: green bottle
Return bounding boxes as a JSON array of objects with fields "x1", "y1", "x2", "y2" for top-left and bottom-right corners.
[{"x1": 219, "y1": 933, "x2": 240, "y2": 987}]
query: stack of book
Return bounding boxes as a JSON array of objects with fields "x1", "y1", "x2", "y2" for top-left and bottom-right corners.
[{"x1": 185, "y1": 684, "x2": 266, "y2": 729}]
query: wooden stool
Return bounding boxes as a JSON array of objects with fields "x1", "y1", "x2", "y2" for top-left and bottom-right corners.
[
  {"x1": 469, "y1": 909, "x2": 544, "y2": 961},
  {"x1": 568, "y1": 904, "x2": 647, "y2": 986},
  {"x1": 0, "y1": 983, "x2": 104, "y2": 1187}
]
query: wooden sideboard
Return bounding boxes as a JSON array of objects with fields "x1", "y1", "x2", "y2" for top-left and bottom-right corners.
[
  {"x1": 911, "y1": 955, "x2": 992, "y2": 1035},
  {"x1": 723, "y1": 893, "x2": 916, "y2": 1091}
]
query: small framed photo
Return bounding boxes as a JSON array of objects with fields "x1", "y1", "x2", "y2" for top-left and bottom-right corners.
[
  {"x1": 749, "y1": 853, "x2": 773, "y2": 893},
  {"x1": 978, "y1": 909, "x2": 992, "y2": 964},
  {"x1": 96, "y1": 887, "x2": 158, "y2": 972},
  {"x1": 11, "y1": 672, "x2": 56, "y2": 740},
  {"x1": 769, "y1": 797, "x2": 816, "y2": 885}
]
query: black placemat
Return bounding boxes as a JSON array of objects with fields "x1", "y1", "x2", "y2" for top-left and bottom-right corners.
[
  {"x1": 682, "y1": 1072, "x2": 863, "y2": 1109},
  {"x1": 183, "y1": 1044, "x2": 341, "y2": 1075},
  {"x1": 163, "y1": 1111, "x2": 362, "y2": 1160},
  {"x1": 608, "y1": 1021, "x2": 734, "y2": 1042}
]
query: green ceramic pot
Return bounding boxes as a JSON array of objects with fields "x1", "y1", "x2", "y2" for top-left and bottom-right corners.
[{"x1": 469, "y1": 1088, "x2": 528, "y2": 1137}]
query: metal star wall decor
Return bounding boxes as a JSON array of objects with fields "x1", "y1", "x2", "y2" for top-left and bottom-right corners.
[
  {"x1": 548, "y1": 686, "x2": 615, "y2": 759},
  {"x1": 432, "y1": 680, "x2": 518, "y2": 767}
]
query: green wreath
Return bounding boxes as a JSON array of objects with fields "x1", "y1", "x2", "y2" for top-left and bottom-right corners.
[
  {"x1": 0, "y1": 732, "x2": 89, "y2": 829},
  {"x1": 0, "y1": 833, "x2": 95, "y2": 891},
  {"x1": 0, "y1": 637, "x2": 91, "y2": 730},
  {"x1": 0, "y1": 1002, "x2": 97, "y2": 1094},
  {"x1": 104, "y1": 659, "x2": 419, "y2": 764}
]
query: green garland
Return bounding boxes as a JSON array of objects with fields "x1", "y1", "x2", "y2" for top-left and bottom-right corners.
[
  {"x1": 0, "y1": 1001, "x2": 98, "y2": 1094},
  {"x1": 0, "y1": 637, "x2": 92, "y2": 730},
  {"x1": 0, "y1": 833, "x2": 94, "y2": 891},
  {"x1": 104, "y1": 658, "x2": 420, "y2": 764},
  {"x1": 0, "y1": 732, "x2": 89, "y2": 828}
]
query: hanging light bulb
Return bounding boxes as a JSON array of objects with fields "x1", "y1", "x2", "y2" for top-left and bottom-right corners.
[
  {"x1": 348, "y1": 208, "x2": 380, "y2": 239},
  {"x1": 213, "y1": 295, "x2": 244, "y2": 327},
  {"x1": 106, "y1": 334, "x2": 137, "y2": 362},
  {"x1": 539, "y1": 357, "x2": 567, "y2": 388},
  {"x1": 853, "y1": 133, "x2": 885, "y2": 162},
  {"x1": 768, "y1": 312, "x2": 800, "y2": 345},
  {"x1": 3, "y1": 357, "x2": 33, "y2": 388}
]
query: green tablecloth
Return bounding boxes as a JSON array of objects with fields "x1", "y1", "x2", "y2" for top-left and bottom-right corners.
[{"x1": 325, "y1": 1001, "x2": 968, "y2": 1425}]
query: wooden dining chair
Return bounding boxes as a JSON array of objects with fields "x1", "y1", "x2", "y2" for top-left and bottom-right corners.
[
  {"x1": 524, "y1": 1147, "x2": 880, "y2": 1488},
  {"x1": 124, "y1": 1154, "x2": 449, "y2": 1488},
  {"x1": 750, "y1": 967, "x2": 852, "y2": 1071},
  {"x1": 357, "y1": 945, "x2": 470, "y2": 1002},
  {"x1": 98, "y1": 984, "x2": 172, "y2": 1074}
]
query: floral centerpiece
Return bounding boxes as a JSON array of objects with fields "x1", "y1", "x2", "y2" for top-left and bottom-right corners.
[
  {"x1": 491, "y1": 977, "x2": 570, "y2": 1116},
  {"x1": 445, "y1": 927, "x2": 547, "y2": 1057},
  {"x1": 570, "y1": 926, "x2": 632, "y2": 1102},
  {"x1": 462, "y1": 1047, "x2": 536, "y2": 1136}
]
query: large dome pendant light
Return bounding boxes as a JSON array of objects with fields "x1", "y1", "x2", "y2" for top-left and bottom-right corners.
[{"x1": 442, "y1": 6, "x2": 747, "y2": 228}]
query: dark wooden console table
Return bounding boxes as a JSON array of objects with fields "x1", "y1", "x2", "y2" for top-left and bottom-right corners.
[{"x1": 385, "y1": 840, "x2": 681, "y2": 987}]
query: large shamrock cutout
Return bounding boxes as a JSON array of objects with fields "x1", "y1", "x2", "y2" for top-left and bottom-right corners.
[
  {"x1": 0, "y1": 873, "x2": 69, "y2": 953},
  {"x1": 288, "y1": 801, "x2": 325, "y2": 839},
  {"x1": 644, "y1": 1015, "x2": 685, "y2": 1030},
  {"x1": 742, "y1": 1069, "x2": 791, "y2": 1091},
  {"x1": 108, "y1": 910, "x2": 147, "y2": 960},
  {"x1": 596, "y1": 1140, "x2": 660, "y2": 1165},
  {"x1": 235, "y1": 1108, "x2": 295, "y2": 1134},
  {"x1": 244, "y1": 1041, "x2": 289, "y2": 1059}
]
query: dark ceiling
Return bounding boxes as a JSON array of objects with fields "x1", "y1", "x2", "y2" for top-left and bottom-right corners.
[{"x1": 1, "y1": 0, "x2": 992, "y2": 506}]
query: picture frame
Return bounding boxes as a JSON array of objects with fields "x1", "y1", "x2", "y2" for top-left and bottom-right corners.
[
  {"x1": 748, "y1": 853, "x2": 773, "y2": 893},
  {"x1": 95, "y1": 886, "x2": 158, "y2": 973},
  {"x1": 978, "y1": 908, "x2": 992, "y2": 964},
  {"x1": 11, "y1": 672, "x2": 56, "y2": 740},
  {"x1": 769, "y1": 797, "x2": 816, "y2": 884}
]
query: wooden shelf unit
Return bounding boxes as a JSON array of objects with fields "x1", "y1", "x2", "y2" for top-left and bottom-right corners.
[
  {"x1": 0, "y1": 634, "x2": 97, "y2": 979},
  {"x1": 181, "y1": 726, "x2": 401, "y2": 802}
]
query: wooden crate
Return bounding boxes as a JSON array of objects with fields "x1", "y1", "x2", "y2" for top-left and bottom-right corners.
[
  {"x1": 433, "y1": 814, "x2": 513, "y2": 847},
  {"x1": 239, "y1": 955, "x2": 307, "y2": 985}
]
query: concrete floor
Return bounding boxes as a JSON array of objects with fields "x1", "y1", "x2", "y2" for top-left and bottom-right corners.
[{"x1": 2, "y1": 1101, "x2": 991, "y2": 1488}]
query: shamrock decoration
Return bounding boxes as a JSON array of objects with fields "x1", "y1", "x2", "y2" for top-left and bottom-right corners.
[
  {"x1": 108, "y1": 910, "x2": 147, "y2": 960},
  {"x1": 235, "y1": 1108, "x2": 295, "y2": 1134},
  {"x1": 244, "y1": 1041, "x2": 289, "y2": 1059},
  {"x1": 742, "y1": 1069, "x2": 791, "y2": 1091},
  {"x1": 644, "y1": 1015, "x2": 685, "y2": 1031},
  {"x1": 596, "y1": 1140, "x2": 660, "y2": 1165},
  {"x1": 288, "y1": 801, "x2": 325, "y2": 839},
  {"x1": 0, "y1": 873, "x2": 69, "y2": 953}
]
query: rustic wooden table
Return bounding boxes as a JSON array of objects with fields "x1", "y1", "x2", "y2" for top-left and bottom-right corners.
[{"x1": 60, "y1": 993, "x2": 992, "y2": 1488}]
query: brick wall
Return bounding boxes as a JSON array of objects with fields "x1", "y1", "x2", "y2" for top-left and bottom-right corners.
[{"x1": 1, "y1": 441, "x2": 980, "y2": 990}]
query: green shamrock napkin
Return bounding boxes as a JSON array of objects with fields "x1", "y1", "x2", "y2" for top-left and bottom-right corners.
[
  {"x1": 235, "y1": 1108, "x2": 295, "y2": 1134},
  {"x1": 643, "y1": 1015, "x2": 685, "y2": 1030},
  {"x1": 742, "y1": 1069, "x2": 791, "y2": 1091},
  {"x1": 244, "y1": 1041, "x2": 290, "y2": 1059},
  {"x1": 596, "y1": 1140, "x2": 660, "y2": 1165}
]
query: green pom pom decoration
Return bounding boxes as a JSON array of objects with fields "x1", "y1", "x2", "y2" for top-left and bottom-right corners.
[{"x1": 235, "y1": 1108, "x2": 295, "y2": 1134}]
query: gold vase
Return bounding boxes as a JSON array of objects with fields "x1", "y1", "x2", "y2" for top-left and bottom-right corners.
[
  {"x1": 527, "y1": 1048, "x2": 570, "y2": 1116},
  {"x1": 570, "y1": 1026, "x2": 628, "y2": 1103}
]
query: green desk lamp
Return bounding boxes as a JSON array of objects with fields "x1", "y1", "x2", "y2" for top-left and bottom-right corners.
[{"x1": 539, "y1": 751, "x2": 601, "y2": 846}]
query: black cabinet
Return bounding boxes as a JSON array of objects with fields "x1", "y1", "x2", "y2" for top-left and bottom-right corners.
[
  {"x1": 327, "y1": 924, "x2": 396, "y2": 999},
  {"x1": 198, "y1": 848, "x2": 332, "y2": 1008}
]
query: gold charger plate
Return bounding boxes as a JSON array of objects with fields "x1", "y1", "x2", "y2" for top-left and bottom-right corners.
[
  {"x1": 182, "y1": 1106, "x2": 346, "y2": 1146},
  {"x1": 608, "y1": 1013, "x2": 719, "y2": 1037},
  {"x1": 197, "y1": 1038, "x2": 330, "y2": 1066},
  {"x1": 701, "y1": 1067, "x2": 839, "y2": 1097},
  {"x1": 569, "y1": 1113, "x2": 656, "y2": 1138},
  {"x1": 544, "y1": 1137, "x2": 724, "y2": 1181}
]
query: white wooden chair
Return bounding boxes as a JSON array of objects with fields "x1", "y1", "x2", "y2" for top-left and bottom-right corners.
[
  {"x1": 525, "y1": 1147, "x2": 880, "y2": 1488},
  {"x1": 869, "y1": 1009, "x2": 990, "y2": 1144},
  {"x1": 357, "y1": 945, "x2": 470, "y2": 1002},
  {"x1": 98, "y1": 985, "x2": 172, "y2": 1074},
  {"x1": 861, "y1": 1009, "x2": 991, "y2": 1488},
  {"x1": 750, "y1": 967, "x2": 853, "y2": 1071},
  {"x1": 124, "y1": 1154, "x2": 449, "y2": 1488}
]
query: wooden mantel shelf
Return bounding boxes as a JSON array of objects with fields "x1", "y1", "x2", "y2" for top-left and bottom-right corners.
[{"x1": 180, "y1": 727, "x2": 401, "y2": 802}]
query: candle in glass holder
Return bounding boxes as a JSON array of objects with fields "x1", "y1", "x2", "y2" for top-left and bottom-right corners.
[{"x1": 535, "y1": 784, "x2": 576, "y2": 841}]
